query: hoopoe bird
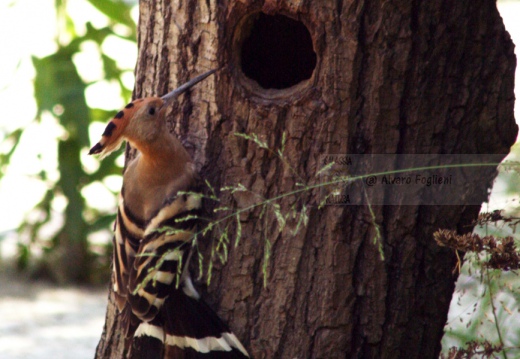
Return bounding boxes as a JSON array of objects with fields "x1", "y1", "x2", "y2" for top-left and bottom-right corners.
[{"x1": 89, "y1": 70, "x2": 249, "y2": 359}]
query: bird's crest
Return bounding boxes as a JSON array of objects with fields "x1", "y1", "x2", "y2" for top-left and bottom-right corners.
[
  {"x1": 88, "y1": 99, "x2": 147, "y2": 158},
  {"x1": 89, "y1": 69, "x2": 217, "y2": 159}
]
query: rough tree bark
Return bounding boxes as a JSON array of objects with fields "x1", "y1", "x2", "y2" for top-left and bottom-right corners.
[{"x1": 95, "y1": 1, "x2": 517, "y2": 358}]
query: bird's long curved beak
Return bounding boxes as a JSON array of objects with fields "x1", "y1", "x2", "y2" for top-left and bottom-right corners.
[{"x1": 161, "y1": 69, "x2": 217, "y2": 102}]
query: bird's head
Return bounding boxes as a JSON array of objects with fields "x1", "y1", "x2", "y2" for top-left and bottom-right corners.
[{"x1": 88, "y1": 69, "x2": 216, "y2": 159}]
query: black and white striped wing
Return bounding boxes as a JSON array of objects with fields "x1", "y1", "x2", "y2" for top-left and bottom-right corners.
[
  {"x1": 113, "y1": 193, "x2": 143, "y2": 314},
  {"x1": 127, "y1": 193, "x2": 201, "y2": 321},
  {"x1": 113, "y1": 191, "x2": 249, "y2": 358}
]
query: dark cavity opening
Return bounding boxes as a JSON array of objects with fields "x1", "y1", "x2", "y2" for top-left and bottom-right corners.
[{"x1": 240, "y1": 13, "x2": 316, "y2": 90}]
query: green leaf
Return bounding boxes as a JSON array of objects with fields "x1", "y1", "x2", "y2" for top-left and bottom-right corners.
[
  {"x1": 174, "y1": 214, "x2": 199, "y2": 222},
  {"x1": 0, "y1": 129, "x2": 23, "y2": 180},
  {"x1": 316, "y1": 160, "x2": 336, "y2": 177},
  {"x1": 87, "y1": 0, "x2": 135, "y2": 29},
  {"x1": 262, "y1": 239, "x2": 271, "y2": 288},
  {"x1": 89, "y1": 107, "x2": 118, "y2": 123},
  {"x1": 273, "y1": 203, "x2": 286, "y2": 233},
  {"x1": 101, "y1": 53, "x2": 122, "y2": 80},
  {"x1": 84, "y1": 23, "x2": 112, "y2": 45},
  {"x1": 32, "y1": 46, "x2": 90, "y2": 147},
  {"x1": 197, "y1": 250, "x2": 204, "y2": 280},
  {"x1": 235, "y1": 213, "x2": 242, "y2": 247},
  {"x1": 87, "y1": 214, "x2": 116, "y2": 233},
  {"x1": 175, "y1": 252, "x2": 183, "y2": 288},
  {"x1": 206, "y1": 253, "x2": 213, "y2": 286},
  {"x1": 292, "y1": 204, "x2": 308, "y2": 236}
]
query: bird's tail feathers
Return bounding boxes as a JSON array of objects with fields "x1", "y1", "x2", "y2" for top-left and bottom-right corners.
[{"x1": 129, "y1": 281, "x2": 249, "y2": 358}]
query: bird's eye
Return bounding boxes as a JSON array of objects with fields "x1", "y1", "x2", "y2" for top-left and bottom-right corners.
[{"x1": 148, "y1": 107, "x2": 156, "y2": 115}]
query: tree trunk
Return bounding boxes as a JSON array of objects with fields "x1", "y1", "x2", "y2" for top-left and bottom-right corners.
[{"x1": 95, "y1": 1, "x2": 517, "y2": 358}]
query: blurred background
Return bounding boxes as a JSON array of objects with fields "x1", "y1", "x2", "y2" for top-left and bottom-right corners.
[
  {"x1": 0, "y1": 0, "x2": 519, "y2": 358},
  {"x1": 0, "y1": 0, "x2": 137, "y2": 284},
  {"x1": 0, "y1": 0, "x2": 136, "y2": 357}
]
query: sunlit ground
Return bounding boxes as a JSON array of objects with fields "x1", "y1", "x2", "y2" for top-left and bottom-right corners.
[
  {"x1": 0, "y1": 268, "x2": 106, "y2": 359},
  {"x1": 0, "y1": 0, "x2": 519, "y2": 358}
]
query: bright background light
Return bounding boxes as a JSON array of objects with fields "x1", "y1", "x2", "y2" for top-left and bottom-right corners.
[{"x1": 0, "y1": 0, "x2": 137, "y2": 239}]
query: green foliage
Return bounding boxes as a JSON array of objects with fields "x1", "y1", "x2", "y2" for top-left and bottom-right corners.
[
  {"x1": 0, "y1": 0, "x2": 136, "y2": 283},
  {"x1": 87, "y1": 0, "x2": 136, "y2": 31},
  {"x1": 0, "y1": 129, "x2": 22, "y2": 181}
]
